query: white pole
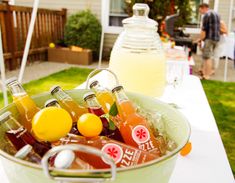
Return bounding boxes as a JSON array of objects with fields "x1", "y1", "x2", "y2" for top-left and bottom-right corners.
[
  {"x1": 98, "y1": 28, "x2": 104, "y2": 68},
  {"x1": 98, "y1": 0, "x2": 106, "y2": 68},
  {"x1": 224, "y1": 0, "x2": 233, "y2": 82},
  {"x1": 0, "y1": 26, "x2": 8, "y2": 106},
  {"x1": 18, "y1": 0, "x2": 39, "y2": 83}
]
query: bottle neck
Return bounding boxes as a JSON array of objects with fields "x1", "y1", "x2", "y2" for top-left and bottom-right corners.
[
  {"x1": 91, "y1": 83, "x2": 107, "y2": 93},
  {"x1": 52, "y1": 88, "x2": 72, "y2": 101},
  {"x1": 8, "y1": 81, "x2": 26, "y2": 97},
  {"x1": 85, "y1": 96, "x2": 102, "y2": 109},
  {"x1": 2, "y1": 116, "x2": 23, "y2": 131},
  {"x1": 113, "y1": 88, "x2": 129, "y2": 103}
]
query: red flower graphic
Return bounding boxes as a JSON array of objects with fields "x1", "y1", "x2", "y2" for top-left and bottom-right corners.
[
  {"x1": 136, "y1": 129, "x2": 146, "y2": 140},
  {"x1": 107, "y1": 147, "x2": 118, "y2": 158}
]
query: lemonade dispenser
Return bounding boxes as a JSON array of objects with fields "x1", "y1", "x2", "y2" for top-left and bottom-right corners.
[{"x1": 109, "y1": 3, "x2": 166, "y2": 97}]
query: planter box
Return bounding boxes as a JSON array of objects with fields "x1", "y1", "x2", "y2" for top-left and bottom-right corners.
[{"x1": 48, "y1": 47, "x2": 92, "y2": 65}]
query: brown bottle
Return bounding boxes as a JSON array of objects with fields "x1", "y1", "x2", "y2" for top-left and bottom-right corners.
[{"x1": 0, "y1": 111, "x2": 51, "y2": 157}]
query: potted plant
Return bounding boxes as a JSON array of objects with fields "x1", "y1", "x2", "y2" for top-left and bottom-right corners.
[{"x1": 48, "y1": 10, "x2": 101, "y2": 65}]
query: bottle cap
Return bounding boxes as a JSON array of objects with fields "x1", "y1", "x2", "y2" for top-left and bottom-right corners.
[
  {"x1": 0, "y1": 111, "x2": 12, "y2": 123},
  {"x1": 83, "y1": 92, "x2": 96, "y2": 101},
  {"x1": 50, "y1": 85, "x2": 61, "y2": 95},
  {"x1": 5, "y1": 77, "x2": 18, "y2": 86},
  {"x1": 44, "y1": 99, "x2": 59, "y2": 108},
  {"x1": 14, "y1": 144, "x2": 33, "y2": 159},
  {"x1": 111, "y1": 85, "x2": 124, "y2": 93},
  {"x1": 89, "y1": 80, "x2": 99, "y2": 89},
  {"x1": 54, "y1": 149, "x2": 75, "y2": 169}
]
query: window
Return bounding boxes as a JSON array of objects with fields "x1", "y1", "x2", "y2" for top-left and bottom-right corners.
[
  {"x1": 188, "y1": 0, "x2": 202, "y2": 26},
  {"x1": 102, "y1": 0, "x2": 129, "y2": 34}
]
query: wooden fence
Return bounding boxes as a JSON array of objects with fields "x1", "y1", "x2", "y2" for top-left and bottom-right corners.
[{"x1": 0, "y1": 1, "x2": 67, "y2": 70}]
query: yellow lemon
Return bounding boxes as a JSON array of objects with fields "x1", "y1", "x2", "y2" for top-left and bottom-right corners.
[
  {"x1": 32, "y1": 107, "x2": 72, "y2": 142},
  {"x1": 49, "y1": 43, "x2": 55, "y2": 48},
  {"x1": 77, "y1": 113, "x2": 103, "y2": 137}
]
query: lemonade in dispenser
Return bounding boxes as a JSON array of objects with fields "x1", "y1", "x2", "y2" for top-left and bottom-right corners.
[{"x1": 109, "y1": 3, "x2": 166, "y2": 97}]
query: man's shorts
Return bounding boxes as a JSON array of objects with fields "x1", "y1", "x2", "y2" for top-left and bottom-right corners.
[{"x1": 202, "y1": 39, "x2": 219, "y2": 60}]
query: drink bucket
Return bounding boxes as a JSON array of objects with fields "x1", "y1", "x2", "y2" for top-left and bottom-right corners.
[{"x1": 0, "y1": 89, "x2": 190, "y2": 183}]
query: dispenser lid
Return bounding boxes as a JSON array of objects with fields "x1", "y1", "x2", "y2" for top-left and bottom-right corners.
[{"x1": 122, "y1": 3, "x2": 157, "y2": 29}]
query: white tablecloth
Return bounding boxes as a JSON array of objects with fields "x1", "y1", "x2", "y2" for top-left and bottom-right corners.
[
  {"x1": 222, "y1": 32, "x2": 235, "y2": 59},
  {"x1": 76, "y1": 72, "x2": 234, "y2": 183}
]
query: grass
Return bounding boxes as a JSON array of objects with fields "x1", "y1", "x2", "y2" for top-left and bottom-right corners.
[
  {"x1": 0, "y1": 67, "x2": 234, "y2": 176},
  {"x1": 202, "y1": 80, "x2": 235, "y2": 176},
  {"x1": 0, "y1": 67, "x2": 93, "y2": 107}
]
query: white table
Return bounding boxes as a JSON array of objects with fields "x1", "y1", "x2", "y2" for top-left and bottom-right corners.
[
  {"x1": 77, "y1": 71, "x2": 234, "y2": 183},
  {"x1": 0, "y1": 73, "x2": 234, "y2": 183}
]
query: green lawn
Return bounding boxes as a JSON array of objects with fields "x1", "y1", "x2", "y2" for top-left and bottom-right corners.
[
  {"x1": 0, "y1": 67, "x2": 93, "y2": 107},
  {"x1": 0, "y1": 67, "x2": 234, "y2": 176},
  {"x1": 202, "y1": 80, "x2": 235, "y2": 176}
]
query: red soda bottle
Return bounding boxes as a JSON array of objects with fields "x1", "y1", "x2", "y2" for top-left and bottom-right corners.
[
  {"x1": 59, "y1": 135, "x2": 158, "y2": 169},
  {"x1": 83, "y1": 92, "x2": 124, "y2": 142},
  {"x1": 112, "y1": 86, "x2": 161, "y2": 155}
]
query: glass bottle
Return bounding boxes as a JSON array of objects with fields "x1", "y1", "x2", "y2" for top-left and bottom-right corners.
[
  {"x1": 44, "y1": 99, "x2": 80, "y2": 135},
  {"x1": 50, "y1": 86, "x2": 87, "y2": 122},
  {"x1": 58, "y1": 135, "x2": 157, "y2": 169},
  {"x1": 53, "y1": 149, "x2": 93, "y2": 170},
  {"x1": 0, "y1": 111, "x2": 51, "y2": 157},
  {"x1": 89, "y1": 80, "x2": 115, "y2": 113},
  {"x1": 109, "y1": 3, "x2": 166, "y2": 97},
  {"x1": 14, "y1": 144, "x2": 42, "y2": 164},
  {"x1": 6, "y1": 77, "x2": 40, "y2": 131},
  {"x1": 83, "y1": 92, "x2": 124, "y2": 142},
  {"x1": 112, "y1": 86, "x2": 161, "y2": 155}
]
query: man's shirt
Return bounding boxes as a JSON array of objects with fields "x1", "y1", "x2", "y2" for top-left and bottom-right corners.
[{"x1": 202, "y1": 10, "x2": 220, "y2": 41}]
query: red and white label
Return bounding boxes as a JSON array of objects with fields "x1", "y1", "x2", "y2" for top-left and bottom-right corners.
[
  {"x1": 101, "y1": 143, "x2": 123, "y2": 164},
  {"x1": 132, "y1": 125, "x2": 150, "y2": 144}
]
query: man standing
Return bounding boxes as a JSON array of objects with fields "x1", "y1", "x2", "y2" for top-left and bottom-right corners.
[{"x1": 198, "y1": 3, "x2": 220, "y2": 79}]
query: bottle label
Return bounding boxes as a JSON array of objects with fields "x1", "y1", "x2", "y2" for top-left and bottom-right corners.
[
  {"x1": 101, "y1": 143, "x2": 123, "y2": 164},
  {"x1": 132, "y1": 125, "x2": 150, "y2": 144},
  {"x1": 101, "y1": 143, "x2": 141, "y2": 167}
]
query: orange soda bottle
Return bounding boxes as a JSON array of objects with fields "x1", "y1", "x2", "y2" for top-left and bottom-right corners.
[
  {"x1": 58, "y1": 135, "x2": 157, "y2": 169},
  {"x1": 6, "y1": 77, "x2": 40, "y2": 131},
  {"x1": 89, "y1": 80, "x2": 115, "y2": 113},
  {"x1": 112, "y1": 86, "x2": 161, "y2": 155},
  {"x1": 50, "y1": 86, "x2": 87, "y2": 121}
]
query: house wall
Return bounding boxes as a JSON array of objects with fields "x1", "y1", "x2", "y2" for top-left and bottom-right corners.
[
  {"x1": 14, "y1": 0, "x2": 102, "y2": 19},
  {"x1": 14, "y1": 0, "x2": 120, "y2": 60},
  {"x1": 217, "y1": 0, "x2": 235, "y2": 31}
]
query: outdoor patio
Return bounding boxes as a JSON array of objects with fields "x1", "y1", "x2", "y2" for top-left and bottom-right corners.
[{"x1": 0, "y1": 1, "x2": 234, "y2": 183}]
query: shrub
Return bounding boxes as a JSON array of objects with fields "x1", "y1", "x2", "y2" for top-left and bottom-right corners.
[{"x1": 64, "y1": 10, "x2": 101, "y2": 56}]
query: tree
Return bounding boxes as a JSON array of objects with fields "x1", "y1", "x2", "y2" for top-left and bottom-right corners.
[{"x1": 125, "y1": 0, "x2": 192, "y2": 27}]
